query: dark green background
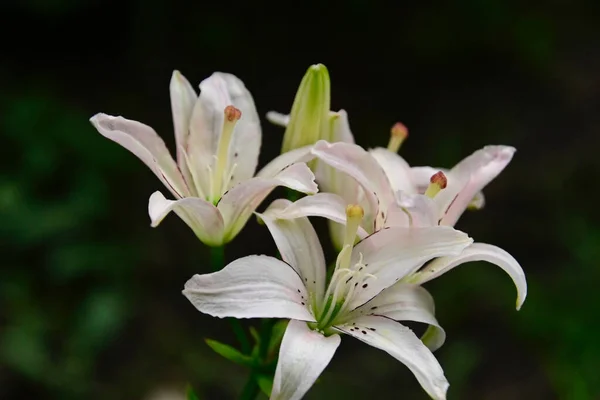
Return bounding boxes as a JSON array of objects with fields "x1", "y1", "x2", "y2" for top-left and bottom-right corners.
[{"x1": 1, "y1": 0, "x2": 598, "y2": 399}]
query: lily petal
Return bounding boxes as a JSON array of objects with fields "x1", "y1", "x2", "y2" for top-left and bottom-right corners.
[
  {"x1": 169, "y1": 70, "x2": 197, "y2": 167},
  {"x1": 263, "y1": 193, "x2": 370, "y2": 239},
  {"x1": 218, "y1": 163, "x2": 317, "y2": 242},
  {"x1": 183, "y1": 255, "x2": 315, "y2": 321},
  {"x1": 348, "y1": 226, "x2": 473, "y2": 309},
  {"x1": 407, "y1": 242, "x2": 527, "y2": 310},
  {"x1": 187, "y1": 73, "x2": 261, "y2": 193},
  {"x1": 336, "y1": 316, "x2": 448, "y2": 400},
  {"x1": 148, "y1": 191, "x2": 224, "y2": 246},
  {"x1": 435, "y1": 146, "x2": 515, "y2": 226},
  {"x1": 349, "y1": 283, "x2": 445, "y2": 351},
  {"x1": 392, "y1": 192, "x2": 439, "y2": 228},
  {"x1": 259, "y1": 200, "x2": 327, "y2": 307},
  {"x1": 312, "y1": 141, "x2": 395, "y2": 230},
  {"x1": 271, "y1": 320, "x2": 341, "y2": 400},
  {"x1": 90, "y1": 114, "x2": 189, "y2": 198},
  {"x1": 256, "y1": 145, "x2": 315, "y2": 179},
  {"x1": 329, "y1": 109, "x2": 355, "y2": 144},
  {"x1": 266, "y1": 111, "x2": 290, "y2": 127},
  {"x1": 369, "y1": 148, "x2": 416, "y2": 193}
]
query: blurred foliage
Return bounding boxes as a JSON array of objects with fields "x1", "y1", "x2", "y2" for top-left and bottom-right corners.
[{"x1": 1, "y1": 0, "x2": 599, "y2": 399}]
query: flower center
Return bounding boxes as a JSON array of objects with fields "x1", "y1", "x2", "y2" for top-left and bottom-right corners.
[
  {"x1": 316, "y1": 205, "x2": 377, "y2": 330},
  {"x1": 207, "y1": 105, "x2": 241, "y2": 204}
]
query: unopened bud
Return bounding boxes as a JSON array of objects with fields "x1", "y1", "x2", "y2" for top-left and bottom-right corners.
[{"x1": 281, "y1": 63, "x2": 331, "y2": 153}]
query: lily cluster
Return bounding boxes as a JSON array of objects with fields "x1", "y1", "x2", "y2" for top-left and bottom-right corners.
[{"x1": 91, "y1": 64, "x2": 527, "y2": 399}]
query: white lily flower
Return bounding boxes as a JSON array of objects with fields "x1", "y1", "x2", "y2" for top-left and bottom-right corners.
[
  {"x1": 184, "y1": 203, "x2": 472, "y2": 399},
  {"x1": 90, "y1": 71, "x2": 318, "y2": 246},
  {"x1": 269, "y1": 139, "x2": 527, "y2": 310}
]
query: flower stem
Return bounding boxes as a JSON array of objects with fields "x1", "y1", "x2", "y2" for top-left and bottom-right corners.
[
  {"x1": 209, "y1": 245, "x2": 225, "y2": 272},
  {"x1": 259, "y1": 318, "x2": 274, "y2": 359},
  {"x1": 210, "y1": 245, "x2": 251, "y2": 354},
  {"x1": 239, "y1": 374, "x2": 260, "y2": 400}
]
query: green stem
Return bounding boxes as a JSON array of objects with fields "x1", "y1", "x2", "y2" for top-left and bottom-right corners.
[
  {"x1": 239, "y1": 374, "x2": 260, "y2": 400},
  {"x1": 258, "y1": 319, "x2": 274, "y2": 359},
  {"x1": 209, "y1": 245, "x2": 225, "y2": 271},
  {"x1": 210, "y1": 245, "x2": 251, "y2": 354},
  {"x1": 231, "y1": 319, "x2": 251, "y2": 355}
]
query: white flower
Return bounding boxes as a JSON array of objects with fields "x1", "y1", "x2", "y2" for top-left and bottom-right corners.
[
  {"x1": 183, "y1": 203, "x2": 473, "y2": 399},
  {"x1": 90, "y1": 71, "x2": 317, "y2": 246},
  {"x1": 268, "y1": 139, "x2": 527, "y2": 310}
]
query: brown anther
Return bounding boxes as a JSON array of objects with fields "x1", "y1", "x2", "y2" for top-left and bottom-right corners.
[
  {"x1": 224, "y1": 105, "x2": 242, "y2": 122},
  {"x1": 391, "y1": 122, "x2": 408, "y2": 139},
  {"x1": 430, "y1": 171, "x2": 447, "y2": 189}
]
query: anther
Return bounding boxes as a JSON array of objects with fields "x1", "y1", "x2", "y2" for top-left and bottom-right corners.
[
  {"x1": 424, "y1": 171, "x2": 447, "y2": 198},
  {"x1": 387, "y1": 122, "x2": 408, "y2": 153}
]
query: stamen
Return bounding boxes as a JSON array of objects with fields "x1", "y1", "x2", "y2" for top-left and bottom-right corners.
[
  {"x1": 223, "y1": 163, "x2": 238, "y2": 192},
  {"x1": 181, "y1": 149, "x2": 206, "y2": 199},
  {"x1": 387, "y1": 122, "x2": 408, "y2": 153},
  {"x1": 211, "y1": 105, "x2": 241, "y2": 202},
  {"x1": 424, "y1": 171, "x2": 447, "y2": 198}
]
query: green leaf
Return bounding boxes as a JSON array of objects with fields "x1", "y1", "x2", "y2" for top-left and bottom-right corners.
[
  {"x1": 249, "y1": 326, "x2": 261, "y2": 345},
  {"x1": 205, "y1": 338, "x2": 255, "y2": 367},
  {"x1": 186, "y1": 384, "x2": 201, "y2": 400},
  {"x1": 268, "y1": 320, "x2": 289, "y2": 355},
  {"x1": 255, "y1": 374, "x2": 273, "y2": 397}
]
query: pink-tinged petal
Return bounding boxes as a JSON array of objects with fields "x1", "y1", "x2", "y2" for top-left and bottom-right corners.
[
  {"x1": 407, "y1": 242, "x2": 527, "y2": 310},
  {"x1": 312, "y1": 140, "x2": 395, "y2": 230},
  {"x1": 369, "y1": 147, "x2": 416, "y2": 193},
  {"x1": 256, "y1": 145, "x2": 315, "y2": 179},
  {"x1": 336, "y1": 316, "x2": 448, "y2": 400},
  {"x1": 90, "y1": 113, "x2": 189, "y2": 198},
  {"x1": 436, "y1": 145, "x2": 516, "y2": 226},
  {"x1": 169, "y1": 70, "x2": 197, "y2": 167},
  {"x1": 218, "y1": 163, "x2": 317, "y2": 242},
  {"x1": 186, "y1": 73, "x2": 261, "y2": 193},
  {"x1": 183, "y1": 255, "x2": 315, "y2": 321},
  {"x1": 259, "y1": 199, "x2": 327, "y2": 306},
  {"x1": 393, "y1": 192, "x2": 439, "y2": 228},
  {"x1": 348, "y1": 284, "x2": 445, "y2": 351},
  {"x1": 271, "y1": 320, "x2": 340, "y2": 400},
  {"x1": 262, "y1": 193, "x2": 369, "y2": 239},
  {"x1": 148, "y1": 191, "x2": 224, "y2": 247},
  {"x1": 348, "y1": 226, "x2": 472, "y2": 309}
]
